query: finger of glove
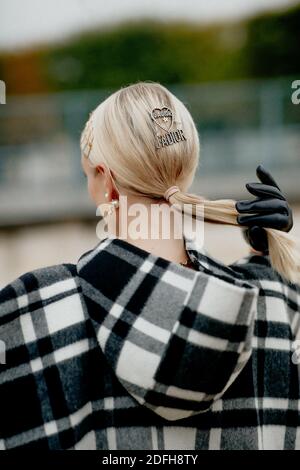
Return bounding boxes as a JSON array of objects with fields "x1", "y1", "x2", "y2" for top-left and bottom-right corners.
[
  {"x1": 243, "y1": 226, "x2": 267, "y2": 252},
  {"x1": 236, "y1": 198, "x2": 288, "y2": 214},
  {"x1": 248, "y1": 225, "x2": 269, "y2": 253},
  {"x1": 237, "y1": 213, "x2": 288, "y2": 229},
  {"x1": 243, "y1": 225, "x2": 263, "y2": 243},
  {"x1": 256, "y1": 165, "x2": 281, "y2": 190},
  {"x1": 246, "y1": 182, "x2": 285, "y2": 200}
]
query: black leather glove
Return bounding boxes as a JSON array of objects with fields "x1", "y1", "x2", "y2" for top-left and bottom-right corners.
[{"x1": 235, "y1": 165, "x2": 293, "y2": 254}]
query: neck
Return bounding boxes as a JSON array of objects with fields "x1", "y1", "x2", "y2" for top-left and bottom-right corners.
[
  {"x1": 104, "y1": 194, "x2": 189, "y2": 265},
  {"x1": 124, "y1": 235, "x2": 188, "y2": 265}
]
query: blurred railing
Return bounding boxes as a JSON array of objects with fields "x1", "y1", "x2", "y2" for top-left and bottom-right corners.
[{"x1": 0, "y1": 77, "x2": 299, "y2": 226}]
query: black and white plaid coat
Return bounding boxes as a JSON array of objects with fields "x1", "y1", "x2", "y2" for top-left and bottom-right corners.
[{"x1": 0, "y1": 235, "x2": 300, "y2": 450}]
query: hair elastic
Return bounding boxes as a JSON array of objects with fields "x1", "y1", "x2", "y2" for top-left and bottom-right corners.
[{"x1": 164, "y1": 186, "x2": 180, "y2": 201}]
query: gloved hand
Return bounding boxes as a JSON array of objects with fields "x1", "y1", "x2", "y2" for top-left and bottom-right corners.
[{"x1": 235, "y1": 165, "x2": 293, "y2": 254}]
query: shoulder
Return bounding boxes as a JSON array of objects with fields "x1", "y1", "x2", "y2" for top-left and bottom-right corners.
[
  {"x1": 0, "y1": 262, "x2": 85, "y2": 371},
  {"x1": 197, "y1": 245, "x2": 300, "y2": 291},
  {"x1": 230, "y1": 253, "x2": 276, "y2": 279},
  {"x1": 230, "y1": 253, "x2": 297, "y2": 285},
  {"x1": 0, "y1": 262, "x2": 79, "y2": 323}
]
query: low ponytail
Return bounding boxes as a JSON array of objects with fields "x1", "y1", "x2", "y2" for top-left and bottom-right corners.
[{"x1": 169, "y1": 191, "x2": 300, "y2": 285}]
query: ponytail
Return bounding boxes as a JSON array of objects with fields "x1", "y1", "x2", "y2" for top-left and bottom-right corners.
[{"x1": 169, "y1": 191, "x2": 300, "y2": 285}]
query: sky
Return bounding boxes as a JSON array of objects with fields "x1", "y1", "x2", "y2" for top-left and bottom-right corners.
[{"x1": 0, "y1": 0, "x2": 299, "y2": 51}]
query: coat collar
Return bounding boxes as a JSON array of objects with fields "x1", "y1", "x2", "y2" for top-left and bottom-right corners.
[
  {"x1": 77, "y1": 233, "x2": 205, "y2": 278},
  {"x1": 76, "y1": 233, "x2": 254, "y2": 303},
  {"x1": 75, "y1": 234, "x2": 206, "y2": 322}
]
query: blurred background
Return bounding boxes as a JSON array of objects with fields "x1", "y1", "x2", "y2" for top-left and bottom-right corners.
[{"x1": 0, "y1": 0, "x2": 300, "y2": 286}]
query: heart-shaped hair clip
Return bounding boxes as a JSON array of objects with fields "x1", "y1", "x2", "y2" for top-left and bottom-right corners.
[
  {"x1": 150, "y1": 105, "x2": 187, "y2": 149},
  {"x1": 151, "y1": 106, "x2": 173, "y2": 132}
]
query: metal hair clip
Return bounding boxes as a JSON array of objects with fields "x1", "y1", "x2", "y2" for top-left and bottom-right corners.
[
  {"x1": 80, "y1": 112, "x2": 94, "y2": 159},
  {"x1": 150, "y1": 106, "x2": 187, "y2": 149}
]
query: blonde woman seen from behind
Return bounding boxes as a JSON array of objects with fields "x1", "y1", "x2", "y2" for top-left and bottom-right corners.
[{"x1": 0, "y1": 81, "x2": 300, "y2": 450}]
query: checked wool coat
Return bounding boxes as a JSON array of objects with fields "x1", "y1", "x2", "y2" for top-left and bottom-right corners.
[{"x1": 0, "y1": 235, "x2": 300, "y2": 450}]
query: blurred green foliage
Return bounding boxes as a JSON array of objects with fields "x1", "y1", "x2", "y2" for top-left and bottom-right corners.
[
  {"x1": 1, "y1": 4, "x2": 299, "y2": 94},
  {"x1": 245, "y1": 6, "x2": 300, "y2": 77},
  {"x1": 41, "y1": 21, "x2": 252, "y2": 90}
]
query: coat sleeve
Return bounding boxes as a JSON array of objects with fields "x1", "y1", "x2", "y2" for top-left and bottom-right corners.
[{"x1": 94, "y1": 261, "x2": 259, "y2": 422}]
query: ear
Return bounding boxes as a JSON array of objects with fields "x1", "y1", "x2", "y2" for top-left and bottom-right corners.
[
  {"x1": 96, "y1": 164, "x2": 105, "y2": 175},
  {"x1": 97, "y1": 163, "x2": 119, "y2": 201}
]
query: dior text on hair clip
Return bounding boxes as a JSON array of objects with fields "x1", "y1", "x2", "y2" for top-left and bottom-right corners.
[{"x1": 150, "y1": 106, "x2": 187, "y2": 149}]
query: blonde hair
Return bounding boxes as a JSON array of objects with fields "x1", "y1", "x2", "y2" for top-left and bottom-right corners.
[{"x1": 80, "y1": 81, "x2": 300, "y2": 285}]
